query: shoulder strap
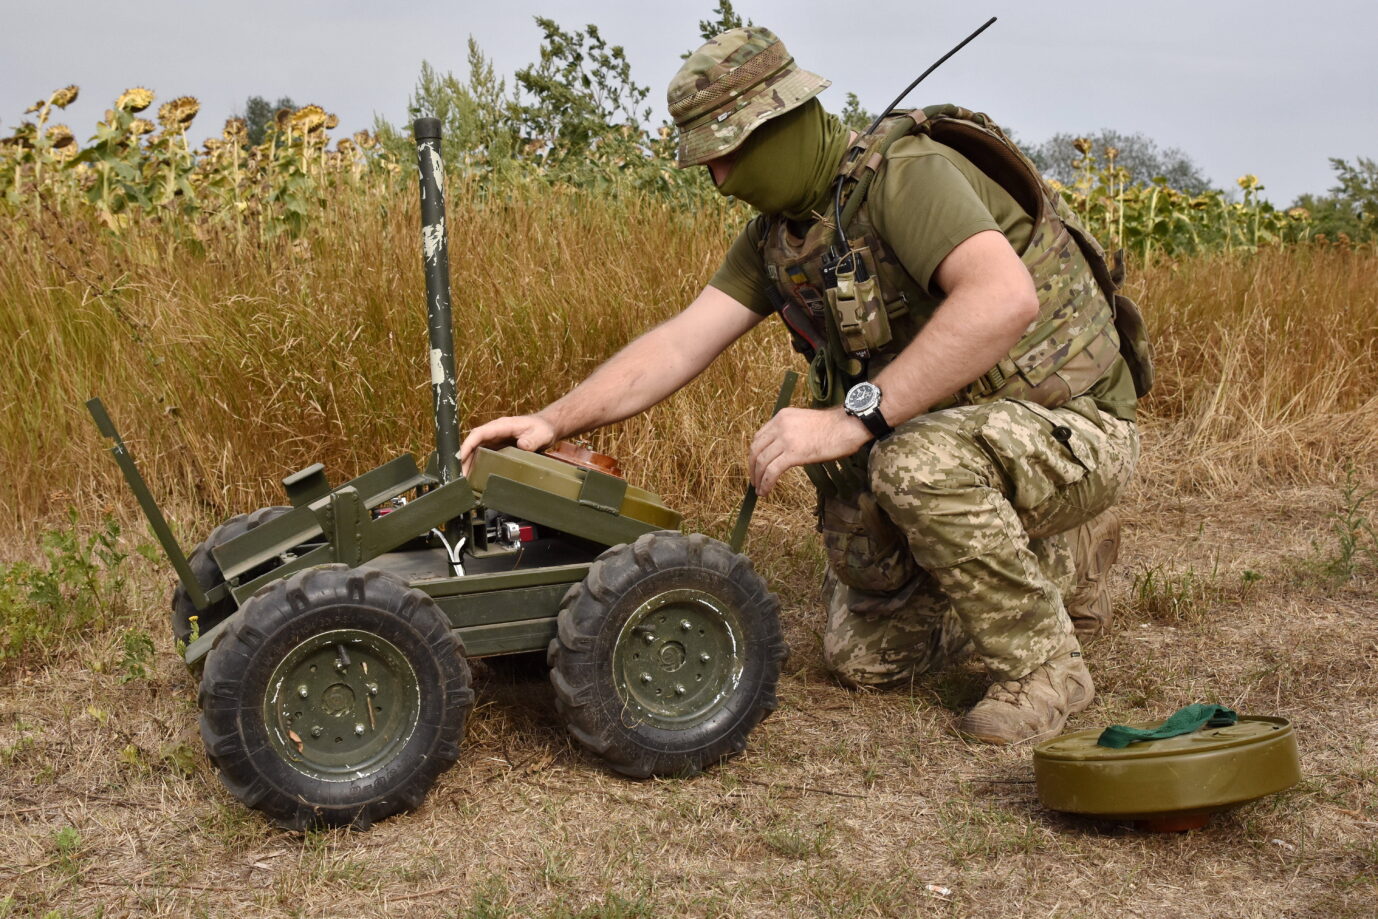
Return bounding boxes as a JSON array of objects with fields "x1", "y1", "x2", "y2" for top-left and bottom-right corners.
[{"x1": 830, "y1": 112, "x2": 920, "y2": 251}]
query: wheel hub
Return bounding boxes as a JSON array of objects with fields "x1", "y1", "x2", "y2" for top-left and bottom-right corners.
[
  {"x1": 614, "y1": 588, "x2": 744, "y2": 728},
  {"x1": 263, "y1": 628, "x2": 421, "y2": 781},
  {"x1": 321, "y1": 683, "x2": 355, "y2": 716}
]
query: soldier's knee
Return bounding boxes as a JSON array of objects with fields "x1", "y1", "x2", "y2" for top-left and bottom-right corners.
[{"x1": 822, "y1": 641, "x2": 913, "y2": 690}]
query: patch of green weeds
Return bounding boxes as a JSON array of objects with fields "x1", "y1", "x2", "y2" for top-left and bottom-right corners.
[
  {"x1": 52, "y1": 826, "x2": 82, "y2": 878},
  {"x1": 395, "y1": 851, "x2": 447, "y2": 885},
  {"x1": 539, "y1": 844, "x2": 575, "y2": 888},
  {"x1": 290, "y1": 829, "x2": 372, "y2": 890},
  {"x1": 1314, "y1": 467, "x2": 1377, "y2": 585},
  {"x1": 760, "y1": 817, "x2": 836, "y2": 859},
  {"x1": 452, "y1": 874, "x2": 514, "y2": 919},
  {"x1": 0, "y1": 510, "x2": 135, "y2": 671},
  {"x1": 159, "y1": 741, "x2": 198, "y2": 778},
  {"x1": 1129, "y1": 556, "x2": 1239, "y2": 624},
  {"x1": 199, "y1": 801, "x2": 268, "y2": 853},
  {"x1": 799, "y1": 866, "x2": 925, "y2": 919},
  {"x1": 118, "y1": 628, "x2": 155, "y2": 682}
]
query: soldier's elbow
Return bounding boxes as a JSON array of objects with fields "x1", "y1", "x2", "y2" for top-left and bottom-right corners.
[{"x1": 1009, "y1": 283, "x2": 1040, "y2": 328}]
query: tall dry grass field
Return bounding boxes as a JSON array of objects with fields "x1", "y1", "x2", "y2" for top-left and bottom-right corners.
[{"x1": 2, "y1": 183, "x2": 1375, "y2": 547}]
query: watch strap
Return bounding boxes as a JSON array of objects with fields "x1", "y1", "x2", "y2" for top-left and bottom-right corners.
[{"x1": 856, "y1": 407, "x2": 893, "y2": 439}]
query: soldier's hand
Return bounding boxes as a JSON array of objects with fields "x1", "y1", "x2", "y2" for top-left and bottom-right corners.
[
  {"x1": 749, "y1": 407, "x2": 871, "y2": 497},
  {"x1": 459, "y1": 414, "x2": 558, "y2": 477}
]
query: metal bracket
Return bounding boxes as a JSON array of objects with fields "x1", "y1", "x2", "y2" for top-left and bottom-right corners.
[
  {"x1": 577, "y1": 469, "x2": 628, "y2": 515},
  {"x1": 85, "y1": 398, "x2": 209, "y2": 610},
  {"x1": 282, "y1": 463, "x2": 331, "y2": 507},
  {"x1": 729, "y1": 371, "x2": 799, "y2": 553}
]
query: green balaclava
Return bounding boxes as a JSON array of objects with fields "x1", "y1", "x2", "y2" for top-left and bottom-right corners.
[{"x1": 715, "y1": 99, "x2": 849, "y2": 221}]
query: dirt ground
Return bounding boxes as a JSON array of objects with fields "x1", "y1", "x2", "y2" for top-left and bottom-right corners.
[{"x1": 1, "y1": 482, "x2": 1375, "y2": 919}]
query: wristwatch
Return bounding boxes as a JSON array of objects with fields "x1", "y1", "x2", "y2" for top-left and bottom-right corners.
[{"x1": 843, "y1": 381, "x2": 893, "y2": 440}]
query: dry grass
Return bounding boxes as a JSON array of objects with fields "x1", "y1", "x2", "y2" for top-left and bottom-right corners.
[
  {"x1": 2, "y1": 184, "x2": 1377, "y2": 917},
  {"x1": 3, "y1": 186, "x2": 1375, "y2": 546}
]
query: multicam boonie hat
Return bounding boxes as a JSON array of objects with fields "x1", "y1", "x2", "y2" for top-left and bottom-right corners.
[{"x1": 668, "y1": 27, "x2": 829, "y2": 168}]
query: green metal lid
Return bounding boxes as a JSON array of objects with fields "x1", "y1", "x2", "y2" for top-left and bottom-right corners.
[
  {"x1": 1034, "y1": 716, "x2": 1300, "y2": 822},
  {"x1": 469, "y1": 447, "x2": 682, "y2": 531}
]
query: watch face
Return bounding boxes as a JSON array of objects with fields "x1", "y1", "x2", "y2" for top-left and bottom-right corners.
[{"x1": 845, "y1": 382, "x2": 880, "y2": 415}]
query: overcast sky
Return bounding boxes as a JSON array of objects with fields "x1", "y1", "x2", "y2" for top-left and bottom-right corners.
[{"x1": 4, "y1": 0, "x2": 1374, "y2": 204}]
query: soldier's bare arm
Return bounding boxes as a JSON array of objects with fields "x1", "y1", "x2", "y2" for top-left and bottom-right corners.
[
  {"x1": 869, "y1": 228, "x2": 1039, "y2": 419},
  {"x1": 748, "y1": 229, "x2": 1037, "y2": 495},
  {"x1": 459, "y1": 285, "x2": 764, "y2": 474}
]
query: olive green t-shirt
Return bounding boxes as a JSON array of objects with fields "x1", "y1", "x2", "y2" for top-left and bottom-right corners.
[{"x1": 707, "y1": 135, "x2": 1138, "y2": 421}]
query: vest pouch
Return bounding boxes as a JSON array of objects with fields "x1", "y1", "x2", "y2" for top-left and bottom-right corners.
[
  {"x1": 1112, "y1": 293, "x2": 1155, "y2": 398},
  {"x1": 827, "y1": 246, "x2": 892, "y2": 354},
  {"x1": 819, "y1": 490, "x2": 916, "y2": 593}
]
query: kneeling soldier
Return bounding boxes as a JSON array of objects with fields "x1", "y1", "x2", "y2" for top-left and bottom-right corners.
[{"x1": 462, "y1": 26, "x2": 1149, "y2": 744}]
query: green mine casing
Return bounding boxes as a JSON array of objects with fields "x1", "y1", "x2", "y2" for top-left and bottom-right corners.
[
  {"x1": 413, "y1": 117, "x2": 461, "y2": 487},
  {"x1": 1033, "y1": 715, "x2": 1301, "y2": 823}
]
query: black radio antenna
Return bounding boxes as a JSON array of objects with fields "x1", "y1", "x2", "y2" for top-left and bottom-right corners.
[
  {"x1": 830, "y1": 16, "x2": 997, "y2": 259},
  {"x1": 863, "y1": 16, "x2": 997, "y2": 136}
]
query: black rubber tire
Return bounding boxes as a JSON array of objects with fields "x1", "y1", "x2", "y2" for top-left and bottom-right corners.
[
  {"x1": 198, "y1": 565, "x2": 473, "y2": 830},
  {"x1": 171, "y1": 506, "x2": 292, "y2": 647},
  {"x1": 548, "y1": 531, "x2": 787, "y2": 778}
]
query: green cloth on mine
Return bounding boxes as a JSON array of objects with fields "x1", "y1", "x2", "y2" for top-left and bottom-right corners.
[
  {"x1": 707, "y1": 129, "x2": 1139, "y2": 422},
  {"x1": 1096, "y1": 704, "x2": 1238, "y2": 749},
  {"x1": 715, "y1": 99, "x2": 849, "y2": 221}
]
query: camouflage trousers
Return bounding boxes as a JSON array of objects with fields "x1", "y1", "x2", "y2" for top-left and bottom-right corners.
[{"x1": 821, "y1": 395, "x2": 1139, "y2": 686}]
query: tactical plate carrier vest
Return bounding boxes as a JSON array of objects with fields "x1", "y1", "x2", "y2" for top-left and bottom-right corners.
[{"x1": 758, "y1": 104, "x2": 1153, "y2": 412}]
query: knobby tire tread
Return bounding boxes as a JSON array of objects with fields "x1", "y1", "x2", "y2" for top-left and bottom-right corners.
[
  {"x1": 549, "y1": 531, "x2": 787, "y2": 779},
  {"x1": 198, "y1": 564, "x2": 472, "y2": 830}
]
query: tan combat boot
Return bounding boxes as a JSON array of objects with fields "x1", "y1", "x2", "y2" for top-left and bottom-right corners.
[
  {"x1": 1065, "y1": 510, "x2": 1121, "y2": 638},
  {"x1": 957, "y1": 651, "x2": 1094, "y2": 745}
]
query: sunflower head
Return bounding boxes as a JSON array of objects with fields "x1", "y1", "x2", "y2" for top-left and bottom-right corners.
[
  {"x1": 50, "y1": 85, "x2": 79, "y2": 109},
  {"x1": 116, "y1": 87, "x2": 155, "y2": 113},
  {"x1": 291, "y1": 104, "x2": 327, "y2": 134},
  {"x1": 157, "y1": 96, "x2": 200, "y2": 130},
  {"x1": 1072, "y1": 137, "x2": 1093, "y2": 156},
  {"x1": 129, "y1": 118, "x2": 155, "y2": 137},
  {"x1": 45, "y1": 123, "x2": 75, "y2": 148},
  {"x1": 274, "y1": 107, "x2": 292, "y2": 130},
  {"x1": 353, "y1": 130, "x2": 376, "y2": 149},
  {"x1": 324, "y1": 112, "x2": 339, "y2": 131},
  {"x1": 223, "y1": 117, "x2": 249, "y2": 144}
]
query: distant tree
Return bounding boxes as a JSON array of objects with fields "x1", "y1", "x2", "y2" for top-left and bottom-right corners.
[
  {"x1": 241, "y1": 95, "x2": 296, "y2": 145},
  {"x1": 405, "y1": 39, "x2": 518, "y2": 163},
  {"x1": 839, "y1": 92, "x2": 875, "y2": 133},
  {"x1": 697, "y1": 0, "x2": 750, "y2": 41},
  {"x1": 513, "y1": 17, "x2": 650, "y2": 156},
  {"x1": 1292, "y1": 156, "x2": 1378, "y2": 240},
  {"x1": 1026, "y1": 129, "x2": 1213, "y2": 193}
]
